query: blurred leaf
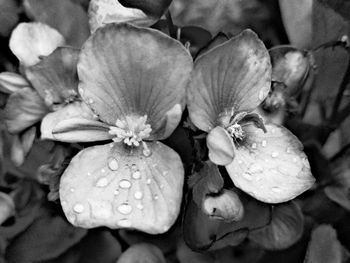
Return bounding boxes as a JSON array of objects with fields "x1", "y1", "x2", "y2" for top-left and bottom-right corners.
[
  {"x1": 179, "y1": 26, "x2": 212, "y2": 57},
  {"x1": 5, "y1": 213, "x2": 87, "y2": 263},
  {"x1": 169, "y1": 0, "x2": 270, "y2": 36},
  {"x1": 0, "y1": 0, "x2": 20, "y2": 37},
  {"x1": 47, "y1": 230, "x2": 121, "y2": 263},
  {"x1": 176, "y1": 241, "x2": 214, "y2": 263},
  {"x1": 249, "y1": 202, "x2": 304, "y2": 250},
  {"x1": 312, "y1": 0, "x2": 350, "y2": 102},
  {"x1": 0, "y1": 192, "x2": 15, "y2": 225},
  {"x1": 305, "y1": 225, "x2": 342, "y2": 263},
  {"x1": 317, "y1": 0, "x2": 350, "y2": 21},
  {"x1": 24, "y1": 0, "x2": 90, "y2": 47},
  {"x1": 279, "y1": 0, "x2": 312, "y2": 48},
  {"x1": 117, "y1": 243, "x2": 166, "y2": 263},
  {"x1": 325, "y1": 186, "x2": 350, "y2": 211}
]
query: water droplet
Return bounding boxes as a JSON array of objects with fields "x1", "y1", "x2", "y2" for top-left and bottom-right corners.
[
  {"x1": 108, "y1": 158, "x2": 119, "y2": 171},
  {"x1": 101, "y1": 168, "x2": 105, "y2": 173},
  {"x1": 261, "y1": 140, "x2": 267, "y2": 147},
  {"x1": 87, "y1": 172, "x2": 91, "y2": 176},
  {"x1": 249, "y1": 164, "x2": 263, "y2": 173},
  {"x1": 88, "y1": 98, "x2": 94, "y2": 104},
  {"x1": 114, "y1": 189, "x2": 120, "y2": 195},
  {"x1": 271, "y1": 152, "x2": 279, "y2": 158},
  {"x1": 238, "y1": 159, "x2": 243, "y2": 164},
  {"x1": 271, "y1": 128, "x2": 276, "y2": 134},
  {"x1": 160, "y1": 184, "x2": 164, "y2": 189},
  {"x1": 243, "y1": 172, "x2": 253, "y2": 181},
  {"x1": 272, "y1": 186, "x2": 281, "y2": 193},
  {"x1": 70, "y1": 188, "x2": 75, "y2": 192},
  {"x1": 259, "y1": 90, "x2": 265, "y2": 101},
  {"x1": 117, "y1": 203, "x2": 132, "y2": 215},
  {"x1": 146, "y1": 178, "x2": 151, "y2": 185},
  {"x1": 119, "y1": 179, "x2": 132, "y2": 189},
  {"x1": 286, "y1": 147, "x2": 291, "y2": 153},
  {"x1": 162, "y1": 171, "x2": 168, "y2": 176},
  {"x1": 73, "y1": 203, "x2": 84, "y2": 213},
  {"x1": 78, "y1": 87, "x2": 84, "y2": 94},
  {"x1": 109, "y1": 143, "x2": 114, "y2": 148},
  {"x1": 132, "y1": 170, "x2": 141, "y2": 180},
  {"x1": 131, "y1": 164, "x2": 137, "y2": 171},
  {"x1": 96, "y1": 177, "x2": 109, "y2": 187},
  {"x1": 118, "y1": 219, "x2": 132, "y2": 227},
  {"x1": 137, "y1": 203, "x2": 144, "y2": 210},
  {"x1": 134, "y1": 191, "x2": 143, "y2": 200},
  {"x1": 251, "y1": 143, "x2": 257, "y2": 149},
  {"x1": 143, "y1": 148, "x2": 151, "y2": 157},
  {"x1": 292, "y1": 157, "x2": 297, "y2": 163},
  {"x1": 154, "y1": 194, "x2": 159, "y2": 200}
]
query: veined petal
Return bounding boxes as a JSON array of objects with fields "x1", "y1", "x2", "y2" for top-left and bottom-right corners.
[
  {"x1": 25, "y1": 47, "x2": 79, "y2": 107},
  {"x1": 187, "y1": 29, "x2": 271, "y2": 132},
  {"x1": 225, "y1": 124, "x2": 315, "y2": 203},
  {"x1": 5, "y1": 88, "x2": 48, "y2": 134},
  {"x1": 59, "y1": 141, "x2": 184, "y2": 234},
  {"x1": 206, "y1": 126, "x2": 235, "y2": 166},
  {"x1": 78, "y1": 23, "x2": 192, "y2": 140},
  {"x1": 9, "y1": 22, "x2": 65, "y2": 67},
  {"x1": 41, "y1": 101, "x2": 110, "y2": 142}
]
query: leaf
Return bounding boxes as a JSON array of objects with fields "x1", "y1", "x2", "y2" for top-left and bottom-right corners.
[
  {"x1": 0, "y1": 192, "x2": 15, "y2": 225},
  {"x1": 5, "y1": 213, "x2": 87, "y2": 263},
  {"x1": 317, "y1": 0, "x2": 350, "y2": 21},
  {"x1": 117, "y1": 243, "x2": 166, "y2": 263},
  {"x1": 304, "y1": 225, "x2": 343, "y2": 263},
  {"x1": 325, "y1": 186, "x2": 350, "y2": 211},
  {"x1": 278, "y1": 0, "x2": 312, "y2": 48},
  {"x1": 24, "y1": 0, "x2": 90, "y2": 47},
  {"x1": 249, "y1": 201, "x2": 304, "y2": 250},
  {"x1": 0, "y1": 0, "x2": 20, "y2": 37},
  {"x1": 312, "y1": 0, "x2": 350, "y2": 102}
]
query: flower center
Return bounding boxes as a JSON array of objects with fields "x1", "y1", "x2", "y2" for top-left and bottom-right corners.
[
  {"x1": 109, "y1": 115, "x2": 152, "y2": 147},
  {"x1": 226, "y1": 123, "x2": 244, "y2": 141}
]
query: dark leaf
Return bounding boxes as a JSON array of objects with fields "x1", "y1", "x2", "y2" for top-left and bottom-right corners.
[
  {"x1": 0, "y1": 0, "x2": 20, "y2": 37},
  {"x1": 317, "y1": 0, "x2": 350, "y2": 21}
]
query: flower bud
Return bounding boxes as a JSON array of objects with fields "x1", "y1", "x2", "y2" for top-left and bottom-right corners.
[
  {"x1": 0, "y1": 192, "x2": 15, "y2": 225},
  {"x1": 202, "y1": 189, "x2": 244, "y2": 222},
  {"x1": 0, "y1": 72, "x2": 30, "y2": 94}
]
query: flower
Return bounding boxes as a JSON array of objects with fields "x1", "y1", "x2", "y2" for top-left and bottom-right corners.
[
  {"x1": 50, "y1": 23, "x2": 192, "y2": 234},
  {"x1": 187, "y1": 29, "x2": 315, "y2": 203}
]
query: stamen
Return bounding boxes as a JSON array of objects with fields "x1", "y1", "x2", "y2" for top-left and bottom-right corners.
[
  {"x1": 109, "y1": 115, "x2": 152, "y2": 147},
  {"x1": 227, "y1": 123, "x2": 244, "y2": 141}
]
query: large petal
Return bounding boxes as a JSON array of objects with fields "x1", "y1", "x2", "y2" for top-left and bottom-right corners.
[
  {"x1": 5, "y1": 88, "x2": 49, "y2": 133},
  {"x1": 41, "y1": 101, "x2": 111, "y2": 142},
  {"x1": 187, "y1": 29, "x2": 271, "y2": 132},
  {"x1": 9, "y1": 22, "x2": 65, "y2": 67},
  {"x1": 59, "y1": 141, "x2": 184, "y2": 234},
  {"x1": 78, "y1": 23, "x2": 193, "y2": 140},
  {"x1": 25, "y1": 47, "x2": 79, "y2": 106},
  {"x1": 225, "y1": 124, "x2": 315, "y2": 203}
]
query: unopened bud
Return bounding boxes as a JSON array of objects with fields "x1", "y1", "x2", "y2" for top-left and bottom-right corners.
[{"x1": 202, "y1": 190, "x2": 244, "y2": 222}]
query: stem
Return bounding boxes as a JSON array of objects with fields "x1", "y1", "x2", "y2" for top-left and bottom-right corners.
[{"x1": 312, "y1": 39, "x2": 349, "y2": 53}]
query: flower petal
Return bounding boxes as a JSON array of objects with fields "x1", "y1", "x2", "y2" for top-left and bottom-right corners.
[
  {"x1": 78, "y1": 23, "x2": 192, "y2": 139},
  {"x1": 9, "y1": 22, "x2": 65, "y2": 67},
  {"x1": 187, "y1": 29, "x2": 271, "y2": 132},
  {"x1": 89, "y1": 0, "x2": 155, "y2": 33},
  {"x1": 117, "y1": 243, "x2": 166, "y2": 263},
  {"x1": 225, "y1": 124, "x2": 315, "y2": 203},
  {"x1": 25, "y1": 47, "x2": 79, "y2": 106},
  {"x1": 5, "y1": 88, "x2": 48, "y2": 134},
  {"x1": 206, "y1": 126, "x2": 235, "y2": 166},
  {"x1": 41, "y1": 101, "x2": 111, "y2": 142},
  {"x1": 0, "y1": 72, "x2": 30, "y2": 94},
  {"x1": 59, "y1": 141, "x2": 184, "y2": 234}
]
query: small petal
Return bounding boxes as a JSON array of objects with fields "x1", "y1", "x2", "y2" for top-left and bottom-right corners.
[
  {"x1": 187, "y1": 29, "x2": 271, "y2": 132},
  {"x1": 202, "y1": 189, "x2": 244, "y2": 222},
  {"x1": 0, "y1": 192, "x2": 15, "y2": 225},
  {"x1": 25, "y1": 47, "x2": 79, "y2": 106},
  {"x1": 0, "y1": 72, "x2": 30, "y2": 94},
  {"x1": 9, "y1": 22, "x2": 65, "y2": 66},
  {"x1": 41, "y1": 101, "x2": 107, "y2": 142},
  {"x1": 5, "y1": 88, "x2": 48, "y2": 134},
  {"x1": 207, "y1": 126, "x2": 235, "y2": 166},
  {"x1": 60, "y1": 141, "x2": 184, "y2": 234},
  {"x1": 225, "y1": 124, "x2": 315, "y2": 203},
  {"x1": 78, "y1": 23, "x2": 192, "y2": 139}
]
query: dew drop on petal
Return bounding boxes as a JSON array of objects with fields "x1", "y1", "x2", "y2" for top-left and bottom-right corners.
[
  {"x1": 251, "y1": 143, "x2": 257, "y2": 149},
  {"x1": 131, "y1": 164, "x2": 137, "y2": 171},
  {"x1": 73, "y1": 203, "x2": 84, "y2": 213},
  {"x1": 134, "y1": 191, "x2": 143, "y2": 200},
  {"x1": 146, "y1": 178, "x2": 151, "y2": 185},
  {"x1": 143, "y1": 148, "x2": 152, "y2": 157},
  {"x1": 286, "y1": 147, "x2": 291, "y2": 153},
  {"x1": 261, "y1": 140, "x2": 267, "y2": 147},
  {"x1": 292, "y1": 157, "x2": 298, "y2": 163},
  {"x1": 272, "y1": 186, "x2": 282, "y2": 193},
  {"x1": 119, "y1": 179, "x2": 132, "y2": 189},
  {"x1": 243, "y1": 172, "x2": 253, "y2": 181},
  {"x1": 118, "y1": 219, "x2": 132, "y2": 227},
  {"x1": 238, "y1": 159, "x2": 243, "y2": 164},
  {"x1": 137, "y1": 203, "x2": 144, "y2": 210},
  {"x1": 108, "y1": 158, "x2": 119, "y2": 171},
  {"x1": 78, "y1": 87, "x2": 84, "y2": 94},
  {"x1": 132, "y1": 170, "x2": 141, "y2": 180},
  {"x1": 114, "y1": 189, "x2": 120, "y2": 195},
  {"x1": 88, "y1": 98, "x2": 94, "y2": 104},
  {"x1": 70, "y1": 188, "x2": 75, "y2": 192},
  {"x1": 117, "y1": 203, "x2": 133, "y2": 215},
  {"x1": 96, "y1": 177, "x2": 109, "y2": 187},
  {"x1": 154, "y1": 194, "x2": 159, "y2": 200},
  {"x1": 101, "y1": 168, "x2": 105, "y2": 173},
  {"x1": 271, "y1": 152, "x2": 279, "y2": 158},
  {"x1": 259, "y1": 90, "x2": 265, "y2": 101}
]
